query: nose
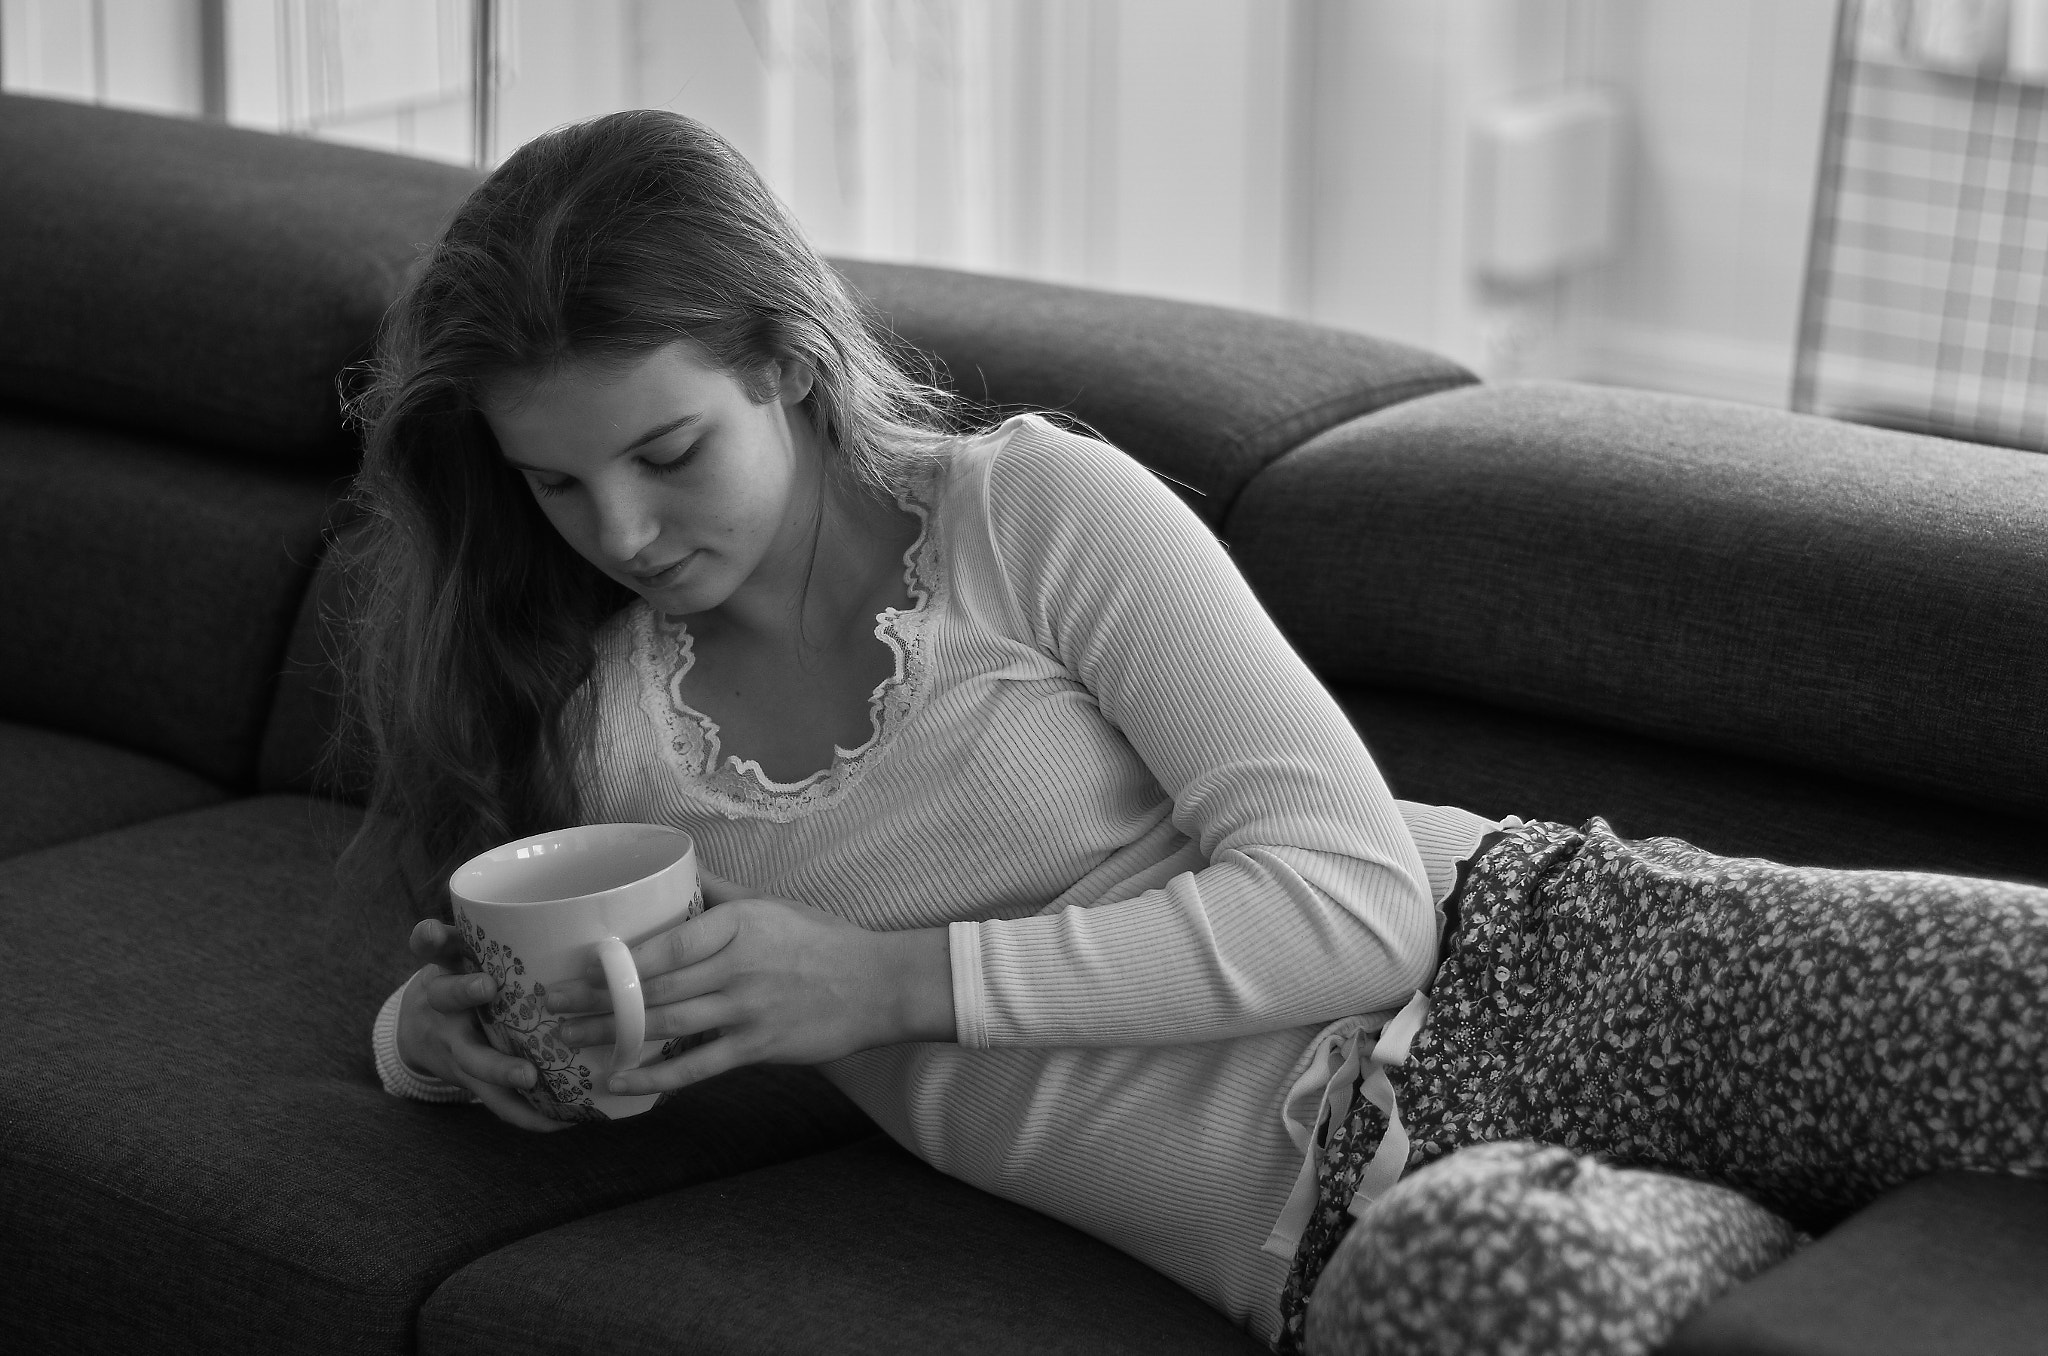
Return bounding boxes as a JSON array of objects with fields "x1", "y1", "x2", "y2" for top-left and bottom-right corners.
[{"x1": 588, "y1": 481, "x2": 660, "y2": 565}]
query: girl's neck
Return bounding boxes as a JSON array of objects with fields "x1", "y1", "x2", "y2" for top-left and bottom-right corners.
[{"x1": 689, "y1": 473, "x2": 920, "y2": 660}]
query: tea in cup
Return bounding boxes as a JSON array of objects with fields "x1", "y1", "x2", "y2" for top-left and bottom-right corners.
[{"x1": 449, "y1": 823, "x2": 702, "y2": 1122}]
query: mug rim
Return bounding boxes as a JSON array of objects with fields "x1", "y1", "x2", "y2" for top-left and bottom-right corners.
[{"x1": 449, "y1": 822, "x2": 695, "y2": 908}]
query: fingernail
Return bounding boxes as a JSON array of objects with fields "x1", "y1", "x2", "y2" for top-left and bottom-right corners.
[
  {"x1": 471, "y1": 975, "x2": 494, "y2": 999},
  {"x1": 518, "y1": 1065, "x2": 536, "y2": 1088},
  {"x1": 608, "y1": 1076, "x2": 630, "y2": 1095},
  {"x1": 556, "y1": 1022, "x2": 583, "y2": 1045}
]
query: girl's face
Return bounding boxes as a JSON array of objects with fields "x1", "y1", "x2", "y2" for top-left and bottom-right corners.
[{"x1": 482, "y1": 342, "x2": 822, "y2": 619}]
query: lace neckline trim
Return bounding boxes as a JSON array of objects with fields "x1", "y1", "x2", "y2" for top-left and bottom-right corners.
[{"x1": 629, "y1": 477, "x2": 943, "y2": 822}]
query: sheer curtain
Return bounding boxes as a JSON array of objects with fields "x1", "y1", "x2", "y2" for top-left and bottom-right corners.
[{"x1": 2, "y1": 0, "x2": 1841, "y2": 397}]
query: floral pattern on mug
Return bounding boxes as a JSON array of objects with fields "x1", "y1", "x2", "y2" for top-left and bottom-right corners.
[{"x1": 457, "y1": 915, "x2": 608, "y2": 1123}]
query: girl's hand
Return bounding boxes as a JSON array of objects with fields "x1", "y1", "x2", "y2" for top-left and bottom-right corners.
[
  {"x1": 544, "y1": 870, "x2": 954, "y2": 1097},
  {"x1": 394, "y1": 919, "x2": 572, "y2": 1133}
]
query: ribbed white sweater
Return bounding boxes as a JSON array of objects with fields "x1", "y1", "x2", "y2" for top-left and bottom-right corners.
[{"x1": 372, "y1": 415, "x2": 1499, "y2": 1345}]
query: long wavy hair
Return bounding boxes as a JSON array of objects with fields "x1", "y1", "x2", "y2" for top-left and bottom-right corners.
[{"x1": 337, "y1": 109, "x2": 960, "y2": 913}]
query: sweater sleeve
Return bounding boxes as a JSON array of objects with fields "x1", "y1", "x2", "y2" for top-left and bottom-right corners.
[
  {"x1": 949, "y1": 422, "x2": 1440, "y2": 1048},
  {"x1": 372, "y1": 975, "x2": 477, "y2": 1104}
]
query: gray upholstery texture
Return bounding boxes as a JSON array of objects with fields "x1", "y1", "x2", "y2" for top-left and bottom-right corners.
[
  {"x1": 833, "y1": 258, "x2": 1476, "y2": 525},
  {"x1": 0, "y1": 408, "x2": 341, "y2": 785},
  {"x1": 1664, "y1": 1171, "x2": 2048, "y2": 1356},
  {"x1": 421, "y1": 1135, "x2": 1266, "y2": 1356},
  {"x1": 1343, "y1": 687, "x2": 2047, "y2": 885},
  {"x1": 0, "y1": 720, "x2": 227, "y2": 860},
  {"x1": 0, "y1": 94, "x2": 480, "y2": 461},
  {"x1": 1231, "y1": 381, "x2": 2048, "y2": 821},
  {"x1": 0, "y1": 796, "x2": 875, "y2": 1355}
]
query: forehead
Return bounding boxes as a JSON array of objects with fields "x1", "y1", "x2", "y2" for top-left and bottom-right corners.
[{"x1": 480, "y1": 342, "x2": 732, "y2": 461}]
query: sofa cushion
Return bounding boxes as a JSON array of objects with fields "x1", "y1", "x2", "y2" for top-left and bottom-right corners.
[
  {"x1": 421, "y1": 1134, "x2": 1267, "y2": 1356},
  {"x1": 0, "y1": 719, "x2": 227, "y2": 859},
  {"x1": 832, "y1": 259, "x2": 1476, "y2": 526},
  {"x1": 0, "y1": 407, "x2": 343, "y2": 786},
  {"x1": 1341, "y1": 686, "x2": 2047, "y2": 886},
  {"x1": 1232, "y1": 382, "x2": 2048, "y2": 821},
  {"x1": 0, "y1": 93, "x2": 479, "y2": 462},
  {"x1": 0, "y1": 796, "x2": 875, "y2": 1356},
  {"x1": 1662, "y1": 1171, "x2": 2048, "y2": 1356}
]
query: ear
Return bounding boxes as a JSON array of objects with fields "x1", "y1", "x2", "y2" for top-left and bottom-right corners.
[{"x1": 772, "y1": 358, "x2": 816, "y2": 407}]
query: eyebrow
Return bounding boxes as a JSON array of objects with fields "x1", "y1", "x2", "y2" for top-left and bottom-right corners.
[{"x1": 500, "y1": 412, "x2": 701, "y2": 472}]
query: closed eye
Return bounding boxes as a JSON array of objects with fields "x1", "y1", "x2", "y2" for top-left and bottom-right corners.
[
  {"x1": 643, "y1": 440, "x2": 701, "y2": 477},
  {"x1": 513, "y1": 440, "x2": 697, "y2": 499}
]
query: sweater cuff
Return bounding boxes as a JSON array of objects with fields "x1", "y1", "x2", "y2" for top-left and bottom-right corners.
[
  {"x1": 373, "y1": 975, "x2": 477, "y2": 1104},
  {"x1": 949, "y1": 921, "x2": 989, "y2": 1049}
]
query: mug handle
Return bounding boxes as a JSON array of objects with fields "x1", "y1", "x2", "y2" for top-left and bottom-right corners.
[{"x1": 593, "y1": 935, "x2": 647, "y2": 1077}]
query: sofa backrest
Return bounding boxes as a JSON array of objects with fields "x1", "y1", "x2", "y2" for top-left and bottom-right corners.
[
  {"x1": 0, "y1": 95, "x2": 476, "y2": 788},
  {"x1": 0, "y1": 407, "x2": 342, "y2": 787},
  {"x1": 830, "y1": 259, "x2": 1476, "y2": 527},
  {"x1": 1228, "y1": 381, "x2": 2048, "y2": 834},
  {"x1": 0, "y1": 92, "x2": 482, "y2": 461}
]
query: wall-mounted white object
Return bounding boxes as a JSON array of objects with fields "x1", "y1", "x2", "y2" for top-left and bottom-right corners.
[
  {"x1": 2009, "y1": 0, "x2": 2048, "y2": 79},
  {"x1": 1469, "y1": 87, "x2": 1619, "y2": 287}
]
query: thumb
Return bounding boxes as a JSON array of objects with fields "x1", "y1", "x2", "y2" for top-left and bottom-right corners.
[{"x1": 697, "y1": 865, "x2": 751, "y2": 908}]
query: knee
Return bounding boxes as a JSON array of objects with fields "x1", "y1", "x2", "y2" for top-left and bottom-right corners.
[{"x1": 1303, "y1": 1141, "x2": 1804, "y2": 1356}]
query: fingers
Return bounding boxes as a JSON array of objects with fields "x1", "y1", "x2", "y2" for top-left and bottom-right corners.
[
  {"x1": 634, "y1": 904, "x2": 741, "y2": 980},
  {"x1": 469, "y1": 1078, "x2": 574, "y2": 1133},
  {"x1": 553, "y1": 946, "x2": 729, "y2": 1016},
  {"x1": 424, "y1": 967, "x2": 500, "y2": 1015},
  {"x1": 606, "y1": 1030, "x2": 748, "y2": 1098},
  {"x1": 447, "y1": 1026, "x2": 542, "y2": 1093},
  {"x1": 556, "y1": 993, "x2": 735, "y2": 1050},
  {"x1": 553, "y1": 1010, "x2": 614, "y2": 1046},
  {"x1": 435, "y1": 1015, "x2": 573, "y2": 1134},
  {"x1": 572, "y1": 906, "x2": 741, "y2": 996},
  {"x1": 409, "y1": 918, "x2": 474, "y2": 967},
  {"x1": 540, "y1": 974, "x2": 611, "y2": 1016}
]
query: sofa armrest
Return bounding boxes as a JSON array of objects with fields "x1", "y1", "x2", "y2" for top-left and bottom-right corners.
[
  {"x1": 1229, "y1": 380, "x2": 2048, "y2": 820},
  {"x1": 1662, "y1": 1171, "x2": 2048, "y2": 1356}
]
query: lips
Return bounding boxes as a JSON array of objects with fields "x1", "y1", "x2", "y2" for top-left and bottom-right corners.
[{"x1": 627, "y1": 552, "x2": 695, "y2": 586}]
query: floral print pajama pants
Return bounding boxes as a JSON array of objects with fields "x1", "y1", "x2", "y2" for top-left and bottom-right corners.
[{"x1": 1275, "y1": 818, "x2": 2048, "y2": 1356}]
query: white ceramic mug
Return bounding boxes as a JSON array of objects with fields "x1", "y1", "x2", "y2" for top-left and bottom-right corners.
[{"x1": 449, "y1": 823, "x2": 703, "y2": 1123}]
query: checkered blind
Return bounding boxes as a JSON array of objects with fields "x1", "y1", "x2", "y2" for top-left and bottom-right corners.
[{"x1": 1795, "y1": 0, "x2": 2048, "y2": 451}]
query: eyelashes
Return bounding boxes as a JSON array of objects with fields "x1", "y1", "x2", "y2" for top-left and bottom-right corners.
[
  {"x1": 527, "y1": 445, "x2": 698, "y2": 499},
  {"x1": 647, "y1": 448, "x2": 698, "y2": 477}
]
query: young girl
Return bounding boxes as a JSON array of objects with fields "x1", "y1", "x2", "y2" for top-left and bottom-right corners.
[{"x1": 355, "y1": 110, "x2": 2048, "y2": 1356}]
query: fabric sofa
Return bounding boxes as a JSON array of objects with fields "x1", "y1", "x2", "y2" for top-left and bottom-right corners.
[{"x1": 2, "y1": 91, "x2": 2044, "y2": 1356}]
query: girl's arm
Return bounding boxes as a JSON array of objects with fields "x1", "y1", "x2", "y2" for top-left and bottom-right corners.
[{"x1": 952, "y1": 420, "x2": 1442, "y2": 1048}]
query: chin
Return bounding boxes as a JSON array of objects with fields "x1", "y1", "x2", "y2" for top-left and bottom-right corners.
[{"x1": 636, "y1": 577, "x2": 724, "y2": 618}]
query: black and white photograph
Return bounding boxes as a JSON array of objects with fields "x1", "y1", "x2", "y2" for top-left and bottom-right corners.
[{"x1": 2, "y1": 3, "x2": 2044, "y2": 1354}]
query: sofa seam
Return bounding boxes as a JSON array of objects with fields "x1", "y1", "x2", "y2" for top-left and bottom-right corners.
[
  {"x1": 1331, "y1": 670, "x2": 2048, "y2": 837},
  {"x1": 0, "y1": 357, "x2": 359, "y2": 461},
  {"x1": 1217, "y1": 371, "x2": 1480, "y2": 527},
  {"x1": 2, "y1": 1140, "x2": 423, "y2": 1303}
]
